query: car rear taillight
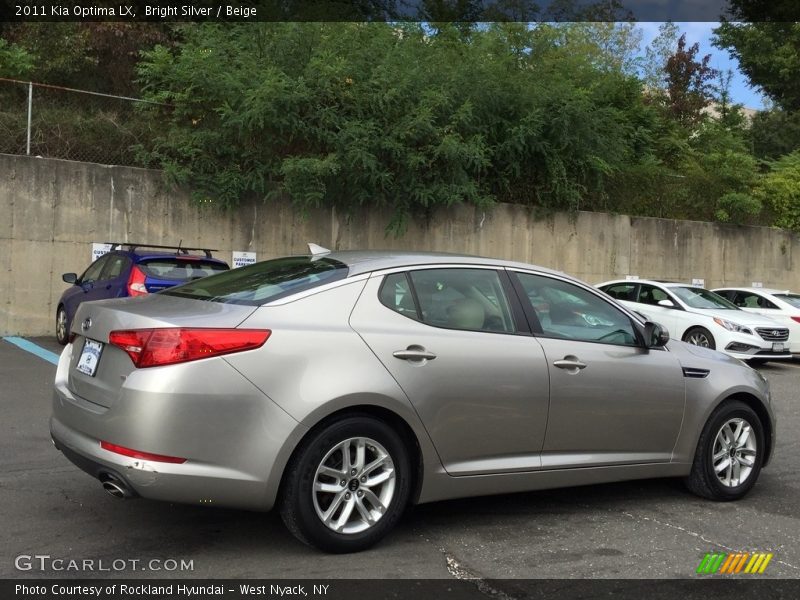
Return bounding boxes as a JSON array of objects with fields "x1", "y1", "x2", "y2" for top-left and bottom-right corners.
[
  {"x1": 108, "y1": 328, "x2": 270, "y2": 368},
  {"x1": 127, "y1": 265, "x2": 148, "y2": 296},
  {"x1": 791, "y1": 317, "x2": 800, "y2": 324},
  {"x1": 100, "y1": 441, "x2": 186, "y2": 464}
]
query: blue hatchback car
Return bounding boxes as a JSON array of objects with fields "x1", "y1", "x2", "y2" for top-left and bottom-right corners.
[{"x1": 56, "y1": 243, "x2": 230, "y2": 344}]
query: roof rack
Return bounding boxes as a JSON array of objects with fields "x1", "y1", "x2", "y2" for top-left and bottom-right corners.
[{"x1": 105, "y1": 242, "x2": 218, "y2": 259}]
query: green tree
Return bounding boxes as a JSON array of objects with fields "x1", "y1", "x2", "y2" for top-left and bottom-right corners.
[
  {"x1": 755, "y1": 151, "x2": 800, "y2": 231},
  {"x1": 682, "y1": 120, "x2": 760, "y2": 222},
  {"x1": 1, "y1": 23, "x2": 173, "y2": 94},
  {"x1": 0, "y1": 38, "x2": 34, "y2": 79},
  {"x1": 136, "y1": 22, "x2": 656, "y2": 232},
  {"x1": 712, "y1": 69, "x2": 748, "y2": 132},
  {"x1": 748, "y1": 109, "x2": 800, "y2": 160},
  {"x1": 714, "y1": 21, "x2": 800, "y2": 111}
]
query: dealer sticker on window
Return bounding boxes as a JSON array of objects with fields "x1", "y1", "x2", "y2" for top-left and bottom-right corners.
[{"x1": 76, "y1": 339, "x2": 103, "y2": 377}]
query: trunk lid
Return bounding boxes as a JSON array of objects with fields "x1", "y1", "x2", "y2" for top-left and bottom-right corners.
[{"x1": 67, "y1": 294, "x2": 258, "y2": 408}]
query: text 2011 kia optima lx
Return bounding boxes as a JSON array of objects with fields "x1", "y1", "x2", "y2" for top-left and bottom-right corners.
[{"x1": 52, "y1": 248, "x2": 776, "y2": 552}]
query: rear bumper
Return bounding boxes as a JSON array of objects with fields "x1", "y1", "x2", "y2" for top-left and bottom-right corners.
[
  {"x1": 50, "y1": 415, "x2": 273, "y2": 509},
  {"x1": 51, "y1": 344, "x2": 307, "y2": 512}
]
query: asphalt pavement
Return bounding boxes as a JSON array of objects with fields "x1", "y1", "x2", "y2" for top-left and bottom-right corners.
[{"x1": 1, "y1": 336, "x2": 798, "y2": 581}]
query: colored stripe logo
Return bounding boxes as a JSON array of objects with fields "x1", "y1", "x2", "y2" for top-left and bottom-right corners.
[{"x1": 697, "y1": 552, "x2": 773, "y2": 574}]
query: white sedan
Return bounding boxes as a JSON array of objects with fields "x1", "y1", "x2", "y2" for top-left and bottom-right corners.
[
  {"x1": 596, "y1": 279, "x2": 792, "y2": 362},
  {"x1": 713, "y1": 287, "x2": 800, "y2": 356}
]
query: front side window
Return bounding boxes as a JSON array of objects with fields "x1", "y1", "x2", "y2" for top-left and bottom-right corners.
[
  {"x1": 715, "y1": 290, "x2": 737, "y2": 302},
  {"x1": 516, "y1": 273, "x2": 639, "y2": 346},
  {"x1": 162, "y1": 256, "x2": 348, "y2": 305},
  {"x1": 637, "y1": 284, "x2": 671, "y2": 306},
  {"x1": 80, "y1": 255, "x2": 109, "y2": 284}
]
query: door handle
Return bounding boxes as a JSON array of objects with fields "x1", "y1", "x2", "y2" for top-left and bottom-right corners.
[
  {"x1": 553, "y1": 357, "x2": 587, "y2": 371},
  {"x1": 393, "y1": 346, "x2": 437, "y2": 362}
]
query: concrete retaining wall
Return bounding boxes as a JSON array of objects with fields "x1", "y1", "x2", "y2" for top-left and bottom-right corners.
[{"x1": 2, "y1": 153, "x2": 798, "y2": 336}]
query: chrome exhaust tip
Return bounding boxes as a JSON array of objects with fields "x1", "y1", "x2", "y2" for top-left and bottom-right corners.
[{"x1": 99, "y1": 474, "x2": 135, "y2": 499}]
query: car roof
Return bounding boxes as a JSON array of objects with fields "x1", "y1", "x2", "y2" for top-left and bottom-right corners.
[
  {"x1": 598, "y1": 279, "x2": 696, "y2": 289},
  {"x1": 113, "y1": 249, "x2": 228, "y2": 264},
  {"x1": 320, "y1": 250, "x2": 568, "y2": 278},
  {"x1": 712, "y1": 286, "x2": 794, "y2": 295}
]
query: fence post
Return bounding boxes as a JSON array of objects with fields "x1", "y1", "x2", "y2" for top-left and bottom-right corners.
[{"x1": 26, "y1": 81, "x2": 32, "y2": 156}]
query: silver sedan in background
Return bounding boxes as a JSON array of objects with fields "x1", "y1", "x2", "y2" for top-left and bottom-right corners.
[{"x1": 52, "y1": 248, "x2": 775, "y2": 552}]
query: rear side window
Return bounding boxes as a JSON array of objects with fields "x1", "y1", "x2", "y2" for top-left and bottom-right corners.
[
  {"x1": 163, "y1": 256, "x2": 348, "y2": 305},
  {"x1": 379, "y1": 273, "x2": 420, "y2": 320},
  {"x1": 139, "y1": 259, "x2": 228, "y2": 282},
  {"x1": 395, "y1": 268, "x2": 516, "y2": 333}
]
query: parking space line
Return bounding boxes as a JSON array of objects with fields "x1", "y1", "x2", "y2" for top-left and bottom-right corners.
[{"x1": 2, "y1": 336, "x2": 60, "y2": 365}]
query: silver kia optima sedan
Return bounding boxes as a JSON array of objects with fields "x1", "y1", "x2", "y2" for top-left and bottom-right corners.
[{"x1": 52, "y1": 248, "x2": 775, "y2": 552}]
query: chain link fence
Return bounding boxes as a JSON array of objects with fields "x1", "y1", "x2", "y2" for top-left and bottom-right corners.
[{"x1": 0, "y1": 78, "x2": 166, "y2": 167}]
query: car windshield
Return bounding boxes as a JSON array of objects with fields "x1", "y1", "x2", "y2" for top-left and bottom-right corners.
[
  {"x1": 773, "y1": 293, "x2": 800, "y2": 308},
  {"x1": 162, "y1": 256, "x2": 348, "y2": 305},
  {"x1": 670, "y1": 286, "x2": 739, "y2": 310}
]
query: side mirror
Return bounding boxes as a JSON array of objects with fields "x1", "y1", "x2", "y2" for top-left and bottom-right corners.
[
  {"x1": 62, "y1": 273, "x2": 77, "y2": 284},
  {"x1": 657, "y1": 299, "x2": 675, "y2": 308},
  {"x1": 644, "y1": 321, "x2": 670, "y2": 348}
]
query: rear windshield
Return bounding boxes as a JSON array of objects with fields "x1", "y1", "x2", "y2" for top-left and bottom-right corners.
[
  {"x1": 140, "y1": 259, "x2": 229, "y2": 281},
  {"x1": 161, "y1": 256, "x2": 349, "y2": 305},
  {"x1": 773, "y1": 293, "x2": 800, "y2": 308}
]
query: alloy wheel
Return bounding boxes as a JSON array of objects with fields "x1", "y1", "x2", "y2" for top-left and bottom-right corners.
[
  {"x1": 56, "y1": 309, "x2": 67, "y2": 343},
  {"x1": 712, "y1": 418, "x2": 757, "y2": 488},
  {"x1": 312, "y1": 437, "x2": 396, "y2": 534},
  {"x1": 687, "y1": 331, "x2": 711, "y2": 347}
]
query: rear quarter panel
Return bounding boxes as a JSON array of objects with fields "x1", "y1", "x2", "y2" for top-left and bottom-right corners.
[{"x1": 227, "y1": 280, "x2": 445, "y2": 494}]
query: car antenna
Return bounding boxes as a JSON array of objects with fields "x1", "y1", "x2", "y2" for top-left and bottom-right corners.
[{"x1": 308, "y1": 243, "x2": 331, "y2": 257}]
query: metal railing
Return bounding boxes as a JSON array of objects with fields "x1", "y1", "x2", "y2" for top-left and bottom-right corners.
[{"x1": 0, "y1": 78, "x2": 168, "y2": 166}]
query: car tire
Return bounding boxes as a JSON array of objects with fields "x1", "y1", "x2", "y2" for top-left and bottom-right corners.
[
  {"x1": 684, "y1": 400, "x2": 764, "y2": 501},
  {"x1": 56, "y1": 306, "x2": 69, "y2": 345},
  {"x1": 279, "y1": 415, "x2": 412, "y2": 553},
  {"x1": 683, "y1": 327, "x2": 716, "y2": 350}
]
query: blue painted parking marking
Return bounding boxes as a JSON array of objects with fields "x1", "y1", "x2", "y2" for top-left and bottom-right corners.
[{"x1": 2, "y1": 336, "x2": 60, "y2": 365}]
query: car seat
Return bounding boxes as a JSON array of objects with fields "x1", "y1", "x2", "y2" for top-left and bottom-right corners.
[{"x1": 446, "y1": 298, "x2": 485, "y2": 330}]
